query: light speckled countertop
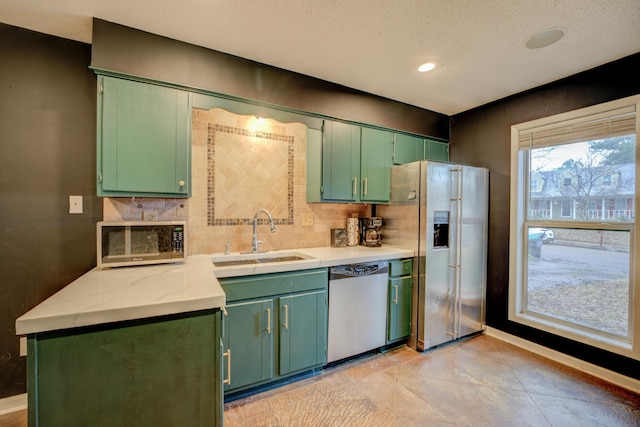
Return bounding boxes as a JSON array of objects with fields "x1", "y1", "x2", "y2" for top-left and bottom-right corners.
[{"x1": 16, "y1": 245, "x2": 413, "y2": 335}]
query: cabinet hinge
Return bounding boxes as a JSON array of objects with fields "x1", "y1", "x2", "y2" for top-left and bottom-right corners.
[
  {"x1": 98, "y1": 83, "x2": 104, "y2": 95},
  {"x1": 98, "y1": 173, "x2": 103, "y2": 183}
]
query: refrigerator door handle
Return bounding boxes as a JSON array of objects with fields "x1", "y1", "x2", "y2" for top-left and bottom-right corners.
[{"x1": 449, "y1": 165, "x2": 464, "y2": 340}]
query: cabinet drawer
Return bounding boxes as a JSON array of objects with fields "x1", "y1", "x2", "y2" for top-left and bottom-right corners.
[
  {"x1": 220, "y1": 269, "x2": 328, "y2": 302},
  {"x1": 389, "y1": 259, "x2": 412, "y2": 277}
]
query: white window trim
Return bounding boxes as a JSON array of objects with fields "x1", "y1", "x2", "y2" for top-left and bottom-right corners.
[{"x1": 509, "y1": 94, "x2": 640, "y2": 361}]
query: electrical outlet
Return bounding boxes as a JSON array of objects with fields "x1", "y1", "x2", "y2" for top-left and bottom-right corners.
[
  {"x1": 143, "y1": 211, "x2": 157, "y2": 221},
  {"x1": 19, "y1": 337, "x2": 27, "y2": 357},
  {"x1": 302, "y1": 214, "x2": 313, "y2": 226}
]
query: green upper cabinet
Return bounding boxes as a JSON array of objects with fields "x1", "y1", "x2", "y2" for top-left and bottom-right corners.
[
  {"x1": 307, "y1": 121, "x2": 393, "y2": 203},
  {"x1": 321, "y1": 120, "x2": 361, "y2": 202},
  {"x1": 393, "y1": 133, "x2": 425, "y2": 165},
  {"x1": 425, "y1": 139, "x2": 449, "y2": 162},
  {"x1": 97, "y1": 75, "x2": 192, "y2": 198},
  {"x1": 360, "y1": 128, "x2": 393, "y2": 203},
  {"x1": 393, "y1": 134, "x2": 449, "y2": 165}
]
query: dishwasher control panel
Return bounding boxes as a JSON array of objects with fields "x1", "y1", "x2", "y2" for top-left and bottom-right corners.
[{"x1": 330, "y1": 261, "x2": 388, "y2": 279}]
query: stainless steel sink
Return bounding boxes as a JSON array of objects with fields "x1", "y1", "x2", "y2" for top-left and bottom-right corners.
[{"x1": 211, "y1": 252, "x2": 314, "y2": 267}]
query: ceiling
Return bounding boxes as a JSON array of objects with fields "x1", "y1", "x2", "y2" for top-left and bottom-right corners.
[{"x1": 2, "y1": 0, "x2": 639, "y2": 115}]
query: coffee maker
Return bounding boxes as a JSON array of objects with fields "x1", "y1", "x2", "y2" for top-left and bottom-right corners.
[{"x1": 360, "y1": 217, "x2": 383, "y2": 247}]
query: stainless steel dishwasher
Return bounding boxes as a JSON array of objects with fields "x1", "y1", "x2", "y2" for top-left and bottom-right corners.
[{"x1": 327, "y1": 260, "x2": 389, "y2": 363}]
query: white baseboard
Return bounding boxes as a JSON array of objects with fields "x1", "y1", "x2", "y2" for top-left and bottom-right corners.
[
  {"x1": 0, "y1": 393, "x2": 27, "y2": 416},
  {"x1": 486, "y1": 327, "x2": 640, "y2": 394}
]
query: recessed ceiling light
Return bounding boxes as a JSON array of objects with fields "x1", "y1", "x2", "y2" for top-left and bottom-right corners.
[
  {"x1": 417, "y1": 62, "x2": 437, "y2": 73},
  {"x1": 525, "y1": 27, "x2": 566, "y2": 49}
]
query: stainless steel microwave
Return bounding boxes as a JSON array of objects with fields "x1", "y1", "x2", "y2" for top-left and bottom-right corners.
[{"x1": 97, "y1": 221, "x2": 186, "y2": 268}]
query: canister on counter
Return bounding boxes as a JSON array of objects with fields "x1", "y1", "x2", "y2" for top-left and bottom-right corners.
[
  {"x1": 346, "y1": 214, "x2": 359, "y2": 246},
  {"x1": 331, "y1": 229, "x2": 348, "y2": 247}
]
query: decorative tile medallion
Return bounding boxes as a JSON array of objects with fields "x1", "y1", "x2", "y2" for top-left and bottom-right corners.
[{"x1": 207, "y1": 124, "x2": 294, "y2": 226}]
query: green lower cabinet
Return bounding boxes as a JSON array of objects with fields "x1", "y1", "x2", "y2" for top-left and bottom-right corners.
[
  {"x1": 220, "y1": 269, "x2": 328, "y2": 394},
  {"x1": 279, "y1": 290, "x2": 327, "y2": 375},
  {"x1": 222, "y1": 299, "x2": 274, "y2": 392},
  {"x1": 387, "y1": 259, "x2": 413, "y2": 344},
  {"x1": 27, "y1": 310, "x2": 223, "y2": 427}
]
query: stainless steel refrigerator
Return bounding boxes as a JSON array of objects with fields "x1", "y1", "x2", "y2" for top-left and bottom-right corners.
[{"x1": 377, "y1": 161, "x2": 488, "y2": 351}]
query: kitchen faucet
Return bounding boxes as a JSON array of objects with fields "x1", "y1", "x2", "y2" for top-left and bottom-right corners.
[{"x1": 250, "y1": 209, "x2": 276, "y2": 253}]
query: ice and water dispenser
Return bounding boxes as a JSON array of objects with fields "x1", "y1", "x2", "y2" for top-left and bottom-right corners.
[{"x1": 433, "y1": 211, "x2": 449, "y2": 248}]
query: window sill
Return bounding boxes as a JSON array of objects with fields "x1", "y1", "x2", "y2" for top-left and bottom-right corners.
[{"x1": 510, "y1": 310, "x2": 637, "y2": 360}]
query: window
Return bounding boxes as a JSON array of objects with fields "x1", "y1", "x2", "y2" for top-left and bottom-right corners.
[{"x1": 510, "y1": 95, "x2": 639, "y2": 360}]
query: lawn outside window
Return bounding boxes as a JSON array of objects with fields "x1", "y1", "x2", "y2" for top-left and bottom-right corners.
[{"x1": 509, "y1": 95, "x2": 639, "y2": 360}]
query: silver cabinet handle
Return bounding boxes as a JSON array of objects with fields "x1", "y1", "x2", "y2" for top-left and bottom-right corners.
[
  {"x1": 352, "y1": 177, "x2": 358, "y2": 196},
  {"x1": 283, "y1": 304, "x2": 289, "y2": 330},
  {"x1": 363, "y1": 177, "x2": 368, "y2": 195},
  {"x1": 223, "y1": 349, "x2": 231, "y2": 385},
  {"x1": 393, "y1": 285, "x2": 398, "y2": 304},
  {"x1": 266, "y1": 308, "x2": 271, "y2": 334}
]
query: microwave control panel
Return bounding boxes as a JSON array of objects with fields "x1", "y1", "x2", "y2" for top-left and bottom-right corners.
[{"x1": 172, "y1": 225, "x2": 185, "y2": 255}]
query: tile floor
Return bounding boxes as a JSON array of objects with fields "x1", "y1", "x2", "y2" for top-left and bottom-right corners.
[
  {"x1": 223, "y1": 335, "x2": 640, "y2": 426},
  {"x1": 2, "y1": 335, "x2": 639, "y2": 426}
]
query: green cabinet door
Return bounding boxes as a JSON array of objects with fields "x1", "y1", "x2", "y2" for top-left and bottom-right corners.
[
  {"x1": 279, "y1": 290, "x2": 327, "y2": 375},
  {"x1": 388, "y1": 276, "x2": 412, "y2": 343},
  {"x1": 321, "y1": 120, "x2": 361, "y2": 201},
  {"x1": 393, "y1": 133, "x2": 425, "y2": 164},
  {"x1": 361, "y1": 128, "x2": 393, "y2": 203},
  {"x1": 425, "y1": 139, "x2": 449, "y2": 161},
  {"x1": 223, "y1": 299, "x2": 274, "y2": 392},
  {"x1": 387, "y1": 259, "x2": 413, "y2": 344},
  {"x1": 306, "y1": 127, "x2": 323, "y2": 202},
  {"x1": 98, "y1": 75, "x2": 191, "y2": 197}
]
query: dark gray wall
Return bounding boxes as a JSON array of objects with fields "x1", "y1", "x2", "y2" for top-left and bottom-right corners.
[
  {"x1": 450, "y1": 52, "x2": 640, "y2": 379},
  {"x1": 0, "y1": 24, "x2": 102, "y2": 398},
  {"x1": 91, "y1": 19, "x2": 449, "y2": 140}
]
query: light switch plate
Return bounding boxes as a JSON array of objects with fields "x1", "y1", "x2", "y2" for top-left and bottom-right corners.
[{"x1": 69, "y1": 195, "x2": 83, "y2": 214}]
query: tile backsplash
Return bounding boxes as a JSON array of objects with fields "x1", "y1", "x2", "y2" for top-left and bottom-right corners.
[{"x1": 103, "y1": 108, "x2": 371, "y2": 255}]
